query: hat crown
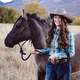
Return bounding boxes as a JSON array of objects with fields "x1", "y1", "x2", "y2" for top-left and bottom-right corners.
[
  {"x1": 51, "y1": 9, "x2": 68, "y2": 16},
  {"x1": 50, "y1": 9, "x2": 72, "y2": 23}
]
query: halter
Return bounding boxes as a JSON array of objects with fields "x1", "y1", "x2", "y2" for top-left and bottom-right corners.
[
  {"x1": 15, "y1": 16, "x2": 32, "y2": 61},
  {"x1": 15, "y1": 15, "x2": 46, "y2": 61},
  {"x1": 18, "y1": 41, "x2": 32, "y2": 61}
]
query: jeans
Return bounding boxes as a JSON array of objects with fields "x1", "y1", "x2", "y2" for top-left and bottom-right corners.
[{"x1": 45, "y1": 61, "x2": 71, "y2": 80}]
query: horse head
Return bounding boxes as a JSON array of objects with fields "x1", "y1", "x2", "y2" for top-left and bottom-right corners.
[{"x1": 5, "y1": 12, "x2": 49, "y2": 49}]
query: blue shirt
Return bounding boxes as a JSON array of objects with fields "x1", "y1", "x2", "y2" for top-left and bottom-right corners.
[{"x1": 39, "y1": 28, "x2": 75, "y2": 59}]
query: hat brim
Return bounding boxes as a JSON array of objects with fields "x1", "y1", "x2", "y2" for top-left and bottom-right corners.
[{"x1": 50, "y1": 13, "x2": 72, "y2": 23}]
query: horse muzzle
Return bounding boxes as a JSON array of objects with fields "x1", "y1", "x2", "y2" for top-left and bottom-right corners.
[{"x1": 4, "y1": 36, "x2": 15, "y2": 48}]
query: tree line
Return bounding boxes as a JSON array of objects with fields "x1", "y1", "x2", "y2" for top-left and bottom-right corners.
[
  {"x1": 0, "y1": 6, "x2": 80, "y2": 25},
  {"x1": 0, "y1": 7, "x2": 20, "y2": 23}
]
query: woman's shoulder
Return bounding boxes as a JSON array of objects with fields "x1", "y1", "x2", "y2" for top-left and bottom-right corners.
[
  {"x1": 69, "y1": 32, "x2": 74, "y2": 36},
  {"x1": 69, "y1": 32, "x2": 74, "y2": 39}
]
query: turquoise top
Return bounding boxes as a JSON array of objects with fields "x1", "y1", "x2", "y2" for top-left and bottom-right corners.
[{"x1": 39, "y1": 27, "x2": 75, "y2": 59}]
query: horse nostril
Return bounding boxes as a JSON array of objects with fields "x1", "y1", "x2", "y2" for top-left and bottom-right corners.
[
  {"x1": 4, "y1": 36, "x2": 14, "y2": 48},
  {"x1": 4, "y1": 37, "x2": 9, "y2": 47}
]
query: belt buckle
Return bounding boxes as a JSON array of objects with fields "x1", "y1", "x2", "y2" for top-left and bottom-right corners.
[
  {"x1": 62, "y1": 59, "x2": 68, "y2": 63},
  {"x1": 58, "y1": 59, "x2": 68, "y2": 63}
]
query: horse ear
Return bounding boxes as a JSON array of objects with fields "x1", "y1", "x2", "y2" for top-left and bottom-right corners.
[
  {"x1": 23, "y1": 9, "x2": 24, "y2": 15},
  {"x1": 22, "y1": 9, "x2": 27, "y2": 20},
  {"x1": 22, "y1": 9, "x2": 25, "y2": 17}
]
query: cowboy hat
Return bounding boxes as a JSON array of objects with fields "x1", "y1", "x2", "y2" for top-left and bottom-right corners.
[{"x1": 50, "y1": 9, "x2": 73, "y2": 23}]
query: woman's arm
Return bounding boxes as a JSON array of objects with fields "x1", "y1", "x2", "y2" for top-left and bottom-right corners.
[
  {"x1": 35, "y1": 48, "x2": 50, "y2": 55},
  {"x1": 68, "y1": 32, "x2": 75, "y2": 57}
]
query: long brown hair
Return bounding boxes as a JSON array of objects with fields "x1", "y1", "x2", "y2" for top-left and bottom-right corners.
[{"x1": 47, "y1": 17, "x2": 69, "y2": 48}]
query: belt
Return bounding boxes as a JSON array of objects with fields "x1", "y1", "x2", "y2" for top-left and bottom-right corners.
[{"x1": 56, "y1": 58, "x2": 70, "y2": 63}]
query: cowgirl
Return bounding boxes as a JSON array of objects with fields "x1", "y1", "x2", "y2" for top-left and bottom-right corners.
[{"x1": 33, "y1": 9, "x2": 75, "y2": 80}]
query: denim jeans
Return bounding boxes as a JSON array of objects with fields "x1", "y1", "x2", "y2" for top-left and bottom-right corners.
[{"x1": 45, "y1": 61, "x2": 71, "y2": 80}]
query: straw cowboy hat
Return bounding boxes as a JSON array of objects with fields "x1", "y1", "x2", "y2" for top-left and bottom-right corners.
[{"x1": 50, "y1": 9, "x2": 73, "y2": 23}]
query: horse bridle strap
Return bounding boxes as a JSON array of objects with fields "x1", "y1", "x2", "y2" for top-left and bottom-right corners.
[{"x1": 18, "y1": 41, "x2": 32, "y2": 61}]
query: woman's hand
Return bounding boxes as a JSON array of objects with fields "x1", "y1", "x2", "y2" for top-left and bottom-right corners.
[
  {"x1": 49, "y1": 55, "x2": 57, "y2": 64},
  {"x1": 31, "y1": 49, "x2": 40, "y2": 55}
]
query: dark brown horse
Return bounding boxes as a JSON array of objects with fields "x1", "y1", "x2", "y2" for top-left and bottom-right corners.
[{"x1": 4, "y1": 12, "x2": 80, "y2": 80}]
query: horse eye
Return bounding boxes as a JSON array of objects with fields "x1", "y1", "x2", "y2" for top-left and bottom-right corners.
[
  {"x1": 16, "y1": 25, "x2": 21, "y2": 28},
  {"x1": 16, "y1": 20, "x2": 23, "y2": 28}
]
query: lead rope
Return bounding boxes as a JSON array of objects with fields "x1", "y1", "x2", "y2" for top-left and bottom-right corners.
[{"x1": 18, "y1": 41, "x2": 32, "y2": 61}]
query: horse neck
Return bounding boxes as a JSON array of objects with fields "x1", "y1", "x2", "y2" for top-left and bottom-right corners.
[{"x1": 30, "y1": 19, "x2": 47, "y2": 49}]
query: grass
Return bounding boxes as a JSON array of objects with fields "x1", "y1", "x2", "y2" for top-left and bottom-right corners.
[
  {"x1": 0, "y1": 24, "x2": 80, "y2": 80},
  {"x1": 0, "y1": 24, "x2": 37, "y2": 80}
]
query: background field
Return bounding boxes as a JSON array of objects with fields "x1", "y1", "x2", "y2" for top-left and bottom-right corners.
[
  {"x1": 0, "y1": 24, "x2": 80, "y2": 80},
  {"x1": 0, "y1": 24, "x2": 38, "y2": 80}
]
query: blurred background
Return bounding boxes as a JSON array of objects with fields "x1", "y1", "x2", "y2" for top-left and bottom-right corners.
[{"x1": 0, "y1": 0, "x2": 80, "y2": 80}]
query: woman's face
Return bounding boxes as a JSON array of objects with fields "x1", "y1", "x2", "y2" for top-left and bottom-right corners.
[{"x1": 53, "y1": 15, "x2": 62, "y2": 26}]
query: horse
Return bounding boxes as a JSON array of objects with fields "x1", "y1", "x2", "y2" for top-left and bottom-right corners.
[
  {"x1": 5, "y1": 12, "x2": 49, "y2": 80},
  {"x1": 5, "y1": 12, "x2": 80, "y2": 80}
]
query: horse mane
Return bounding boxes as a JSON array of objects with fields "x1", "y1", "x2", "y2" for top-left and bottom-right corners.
[{"x1": 26, "y1": 13, "x2": 47, "y2": 24}]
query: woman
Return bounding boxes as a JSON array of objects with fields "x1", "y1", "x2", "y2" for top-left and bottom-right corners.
[{"x1": 33, "y1": 9, "x2": 75, "y2": 80}]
